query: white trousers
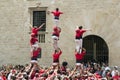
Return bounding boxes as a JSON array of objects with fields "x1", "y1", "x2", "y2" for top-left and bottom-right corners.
[
  {"x1": 52, "y1": 36, "x2": 59, "y2": 50},
  {"x1": 30, "y1": 42, "x2": 39, "y2": 52},
  {"x1": 75, "y1": 39, "x2": 83, "y2": 53},
  {"x1": 54, "y1": 19, "x2": 59, "y2": 27}
]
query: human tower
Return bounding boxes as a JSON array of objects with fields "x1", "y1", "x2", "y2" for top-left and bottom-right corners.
[{"x1": 29, "y1": 7, "x2": 91, "y2": 68}]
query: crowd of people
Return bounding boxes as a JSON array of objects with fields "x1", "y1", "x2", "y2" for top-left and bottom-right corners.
[{"x1": 0, "y1": 62, "x2": 119, "y2": 80}]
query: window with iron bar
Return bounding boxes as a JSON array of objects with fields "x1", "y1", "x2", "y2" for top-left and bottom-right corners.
[{"x1": 33, "y1": 11, "x2": 46, "y2": 43}]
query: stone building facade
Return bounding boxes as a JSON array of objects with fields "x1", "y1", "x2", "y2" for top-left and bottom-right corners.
[{"x1": 0, "y1": 0, "x2": 120, "y2": 67}]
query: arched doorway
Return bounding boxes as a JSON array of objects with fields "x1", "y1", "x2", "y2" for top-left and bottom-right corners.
[{"x1": 83, "y1": 35, "x2": 109, "y2": 64}]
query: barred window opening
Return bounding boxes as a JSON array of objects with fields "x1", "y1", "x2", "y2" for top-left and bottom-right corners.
[
  {"x1": 33, "y1": 11, "x2": 46, "y2": 43},
  {"x1": 83, "y1": 35, "x2": 109, "y2": 65}
]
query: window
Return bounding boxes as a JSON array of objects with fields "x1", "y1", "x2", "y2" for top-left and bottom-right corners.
[{"x1": 33, "y1": 11, "x2": 46, "y2": 43}]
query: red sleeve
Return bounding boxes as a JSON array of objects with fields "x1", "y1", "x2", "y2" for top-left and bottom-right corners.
[
  {"x1": 76, "y1": 29, "x2": 79, "y2": 33},
  {"x1": 53, "y1": 27, "x2": 58, "y2": 31},
  {"x1": 82, "y1": 30, "x2": 86, "y2": 33}
]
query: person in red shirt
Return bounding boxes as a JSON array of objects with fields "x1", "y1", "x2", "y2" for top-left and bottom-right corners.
[
  {"x1": 30, "y1": 33, "x2": 38, "y2": 46},
  {"x1": 29, "y1": 23, "x2": 45, "y2": 37},
  {"x1": 75, "y1": 26, "x2": 91, "y2": 53},
  {"x1": 61, "y1": 60, "x2": 68, "y2": 74},
  {"x1": 1, "y1": 71, "x2": 7, "y2": 80},
  {"x1": 30, "y1": 33, "x2": 39, "y2": 53},
  {"x1": 31, "y1": 47, "x2": 41, "y2": 64},
  {"x1": 75, "y1": 48, "x2": 86, "y2": 69},
  {"x1": 52, "y1": 26, "x2": 61, "y2": 50},
  {"x1": 112, "y1": 71, "x2": 120, "y2": 80},
  {"x1": 52, "y1": 48, "x2": 62, "y2": 68},
  {"x1": 51, "y1": 8, "x2": 63, "y2": 26}
]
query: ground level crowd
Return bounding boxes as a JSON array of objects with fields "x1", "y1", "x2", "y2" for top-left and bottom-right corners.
[{"x1": 0, "y1": 61, "x2": 119, "y2": 80}]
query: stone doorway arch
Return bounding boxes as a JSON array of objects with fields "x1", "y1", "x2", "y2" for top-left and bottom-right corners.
[{"x1": 83, "y1": 35, "x2": 109, "y2": 64}]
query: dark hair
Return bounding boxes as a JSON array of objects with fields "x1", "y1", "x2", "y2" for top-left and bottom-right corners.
[
  {"x1": 57, "y1": 69, "x2": 61, "y2": 74},
  {"x1": 23, "y1": 74, "x2": 29, "y2": 79},
  {"x1": 62, "y1": 61, "x2": 68, "y2": 67},
  {"x1": 42, "y1": 73, "x2": 48, "y2": 78},
  {"x1": 49, "y1": 70, "x2": 54, "y2": 75},
  {"x1": 56, "y1": 8, "x2": 59, "y2": 11},
  {"x1": 11, "y1": 76, "x2": 16, "y2": 80},
  {"x1": 55, "y1": 50, "x2": 58, "y2": 53},
  {"x1": 79, "y1": 26, "x2": 83, "y2": 29},
  {"x1": 57, "y1": 75, "x2": 61, "y2": 80},
  {"x1": 35, "y1": 69, "x2": 39, "y2": 73}
]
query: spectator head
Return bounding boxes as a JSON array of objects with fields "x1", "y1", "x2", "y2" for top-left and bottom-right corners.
[
  {"x1": 41, "y1": 73, "x2": 48, "y2": 78},
  {"x1": 114, "y1": 66, "x2": 118, "y2": 70},
  {"x1": 62, "y1": 61, "x2": 68, "y2": 67},
  {"x1": 49, "y1": 70, "x2": 54, "y2": 75}
]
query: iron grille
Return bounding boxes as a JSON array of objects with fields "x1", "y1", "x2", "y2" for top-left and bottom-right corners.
[
  {"x1": 33, "y1": 11, "x2": 46, "y2": 43},
  {"x1": 83, "y1": 35, "x2": 108, "y2": 64}
]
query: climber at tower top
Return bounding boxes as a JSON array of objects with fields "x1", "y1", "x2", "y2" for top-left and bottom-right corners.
[
  {"x1": 51, "y1": 8, "x2": 63, "y2": 20},
  {"x1": 48, "y1": 8, "x2": 63, "y2": 26}
]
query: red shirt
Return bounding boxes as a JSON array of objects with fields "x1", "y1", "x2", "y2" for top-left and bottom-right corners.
[
  {"x1": 75, "y1": 29, "x2": 80, "y2": 38},
  {"x1": 32, "y1": 48, "x2": 40, "y2": 57},
  {"x1": 95, "y1": 73, "x2": 102, "y2": 79},
  {"x1": 32, "y1": 27, "x2": 41, "y2": 36},
  {"x1": 51, "y1": 11, "x2": 63, "y2": 17},
  {"x1": 75, "y1": 29, "x2": 86, "y2": 38},
  {"x1": 30, "y1": 71, "x2": 36, "y2": 79},
  {"x1": 52, "y1": 27, "x2": 61, "y2": 37},
  {"x1": 61, "y1": 66, "x2": 66, "y2": 72},
  {"x1": 75, "y1": 51, "x2": 86, "y2": 60},
  {"x1": 53, "y1": 50, "x2": 62, "y2": 61},
  {"x1": 30, "y1": 37, "x2": 38, "y2": 45},
  {"x1": 2, "y1": 76, "x2": 6, "y2": 80},
  {"x1": 112, "y1": 75, "x2": 120, "y2": 80},
  {"x1": 79, "y1": 29, "x2": 86, "y2": 36}
]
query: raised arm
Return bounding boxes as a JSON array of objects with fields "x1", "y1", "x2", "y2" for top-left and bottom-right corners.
[
  {"x1": 29, "y1": 24, "x2": 33, "y2": 31},
  {"x1": 38, "y1": 23, "x2": 45, "y2": 30},
  {"x1": 28, "y1": 66, "x2": 34, "y2": 78},
  {"x1": 68, "y1": 67, "x2": 77, "y2": 78},
  {"x1": 58, "y1": 48, "x2": 62, "y2": 55}
]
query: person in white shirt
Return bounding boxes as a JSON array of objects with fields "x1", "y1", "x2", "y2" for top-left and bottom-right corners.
[{"x1": 111, "y1": 66, "x2": 119, "y2": 77}]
